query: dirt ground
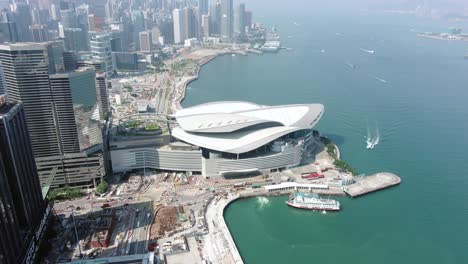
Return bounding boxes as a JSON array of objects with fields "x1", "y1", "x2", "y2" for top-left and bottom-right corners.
[{"x1": 150, "y1": 206, "x2": 184, "y2": 238}]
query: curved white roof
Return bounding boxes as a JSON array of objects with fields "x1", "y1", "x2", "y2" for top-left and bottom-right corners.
[
  {"x1": 175, "y1": 101, "x2": 262, "y2": 118},
  {"x1": 173, "y1": 101, "x2": 324, "y2": 154}
]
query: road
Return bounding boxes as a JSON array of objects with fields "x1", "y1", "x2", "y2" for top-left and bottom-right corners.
[{"x1": 128, "y1": 202, "x2": 152, "y2": 255}]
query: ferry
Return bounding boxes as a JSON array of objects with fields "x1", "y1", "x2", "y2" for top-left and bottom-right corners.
[{"x1": 285, "y1": 192, "x2": 340, "y2": 211}]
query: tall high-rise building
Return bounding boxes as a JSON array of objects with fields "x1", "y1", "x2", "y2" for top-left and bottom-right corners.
[
  {"x1": 198, "y1": 0, "x2": 208, "y2": 15},
  {"x1": 0, "y1": 62, "x2": 5, "y2": 94},
  {"x1": 184, "y1": 7, "x2": 198, "y2": 39},
  {"x1": 90, "y1": 33, "x2": 115, "y2": 77},
  {"x1": 234, "y1": 3, "x2": 245, "y2": 35},
  {"x1": 131, "y1": 10, "x2": 145, "y2": 50},
  {"x1": 30, "y1": 24, "x2": 49, "y2": 42},
  {"x1": 48, "y1": 69, "x2": 102, "y2": 154},
  {"x1": 96, "y1": 72, "x2": 110, "y2": 120},
  {"x1": 60, "y1": 8, "x2": 78, "y2": 29},
  {"x1": 0, "y1": 43, "x2": 105, "y2": 188},
  {"x1": 221, "y1": 0, "x2": 233, "y2": 40},
  {"x1": 0, "y1": 42, "x2": 63, "y2": 157},
  {"x1": 244, "y1": 10, "x2": 252, "y2": 32},
  {"x1": 0, "y1": 95, "x2": 51, "y2": 264},
  {"x1": 36, "y1": 68, "x2": 105, "y2": 188},
  {"x1": 202, "y1": 14, "x2": 210, "y2": 37},
  {"x1": 0, "y1": 22, "x2": 18, "y2": 43},
  {"x1": 10, "y1": 2, "x2": 32, "y2": 41},
  {"x1": 139, "y1": 30, "x2": 152, "y2": 52},
  {"x1": 209, "y1": 2, "x2": 221, "y2": 35},
  {"x1": 173, "y1": 8, "x2": 185, "y2": 44},
  {"x1": 63, "y1": 27, "x2": 87, "y2": 51}
]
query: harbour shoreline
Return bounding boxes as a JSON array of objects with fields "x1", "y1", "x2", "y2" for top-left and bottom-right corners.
[{"x1": 172, "y1": 49, "x2": 250, "y2": 112}]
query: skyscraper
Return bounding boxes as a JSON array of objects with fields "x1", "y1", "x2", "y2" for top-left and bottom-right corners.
[
  {"x1": 10, "y1": 2, "x2": 33, "y2": 41},
  {"x1": 139, "y1": 30, "x2": 152, "y2": 52},
  {"x1": 202, "y1": 14, "x2": 210, "y2": 37},
  {"x1": 0, "y1": 95, "x2": 51, "y2": 264},
  {"x1": 209, "y1": 2, "x2": 221, "y2": 35},
  {"x1": 0, "y1": 22, "x2": 18, "y2": 43},
  {"x1": 96, "y1": 72, "x2": 110, "y2": 120},
  {"x1": 0, "y1": 43, "x2": 106, "y2": 188},
  {"x1": 131, "y1": 10, "x2": 145, "y2": 50},
  {"x1": 30, "y1": 24, "x2": 49, "y2": 42},
  {"x1": 244, "y1": 10, "x2": 252, "y2": 32},
  {"x1": 184, "y1": 7, "x2": 199, "y2": 39},
  {"x1": 0, "y1": 42, "x2": 63, "y2": 157},
  {"x1": 198, "y1": 0, "x2": 208, "y2": 15},
  {"x1": 234, "y1": 3, "x2": 245, "y2": 35},
  {"x1": 0, "y1": 62, "x2": 5, "y2": 94},
  {"x1": 48, "y1": 69, "x2": 102, "y2": 154},
  {"x1": 221, "y1": 0, "x2": 233, "y2": 40},
  {"x1": 173, "y1": 8, "x2": 185, "y2": 44},
  {"x1": 90, "y1": 33, "x2": 115, "y2": 76}
]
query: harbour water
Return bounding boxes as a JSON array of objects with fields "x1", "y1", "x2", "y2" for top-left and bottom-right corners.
[{"x1": 183, "y1": 1, "x2": 468, "y2": 263}]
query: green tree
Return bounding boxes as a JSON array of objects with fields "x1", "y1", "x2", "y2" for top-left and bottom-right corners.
[{"x1": 96, "y1": 181, "x2": 109, "y2": 195}]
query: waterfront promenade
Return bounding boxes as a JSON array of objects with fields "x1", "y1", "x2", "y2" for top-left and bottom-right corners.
[{"x1": 204, "y1": 194, "x2": 244, "y2": 264}]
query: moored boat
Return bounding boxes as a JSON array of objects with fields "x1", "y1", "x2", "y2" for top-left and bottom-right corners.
[{"x1": 285, "y1": 192, "x2": 340, "y2": 211}]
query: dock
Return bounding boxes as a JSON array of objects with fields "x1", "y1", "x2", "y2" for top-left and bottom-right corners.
[{"x1": 344, "y1": 173, "x2": 401, "y2": 198}]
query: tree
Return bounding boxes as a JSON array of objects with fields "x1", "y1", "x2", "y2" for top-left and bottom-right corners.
[{"x1": 96, "y1": 181, "x2": 109, "y2": 195}]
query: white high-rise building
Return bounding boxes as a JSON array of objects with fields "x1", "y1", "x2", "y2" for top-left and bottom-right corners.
[
  {"x1": 173, "y1": 9, "x2": 186, "y2": 44},
  {"x1": 90, "y1": 33, "x2": 115, "y2": 77},
  {"x1": 221, "y1": 0, "x2": 233, "y2": 40},
  {"x1": 234, "y1": 3, "x2": 245, "y2": 35}
]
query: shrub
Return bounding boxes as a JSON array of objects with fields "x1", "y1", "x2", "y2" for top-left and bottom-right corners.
[{"x1": 48, "y1": 187, "x2": 84, "y2": 201}]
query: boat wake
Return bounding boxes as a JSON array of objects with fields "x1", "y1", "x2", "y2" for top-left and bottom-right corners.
[
  {"x1": 360, "y1": 48, "x2": 375, "y2": 54},
  {"x1": 366, "y1": 121, "x2": 381, "y2": 150},
  {"x1": 374, "y1": 76, "x2": 387, "y2": 83},
  {"x1": 257, "y1": 197, "x2": 270, "y2": 208},
  {"x1": 346, "y1": 61, "x2": 357, "y2": 70}
]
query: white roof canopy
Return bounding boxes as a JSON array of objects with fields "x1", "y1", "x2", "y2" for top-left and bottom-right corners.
[{"x1": 173, "y1": 101, "x2": 324, "y2": 154}]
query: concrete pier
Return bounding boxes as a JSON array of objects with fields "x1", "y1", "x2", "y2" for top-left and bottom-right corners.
[{"x1": 344, "y1": 173, "x2": 401, "y2": 198}]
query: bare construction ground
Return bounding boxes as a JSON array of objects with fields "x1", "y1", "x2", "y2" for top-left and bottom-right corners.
[
  {"x1": 344, "y1": 173, "x2": 401, "y2": 197},
  {"x1": 151, "y1": 206, "x2": 183, "y2": 237}
]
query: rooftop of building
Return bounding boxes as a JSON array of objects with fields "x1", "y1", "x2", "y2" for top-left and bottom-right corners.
[{"x1": 172, "y1": 101, "x2": 324, "y2": 154}]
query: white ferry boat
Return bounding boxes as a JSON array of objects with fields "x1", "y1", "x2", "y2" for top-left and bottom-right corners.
[{"x1": 285, "y1": 192, "x2": 340, "y2": 211}]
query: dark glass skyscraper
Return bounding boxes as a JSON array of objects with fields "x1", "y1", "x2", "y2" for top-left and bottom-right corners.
[{"x1": 0, "y1": 96, "x2": 49, "y2": 264}]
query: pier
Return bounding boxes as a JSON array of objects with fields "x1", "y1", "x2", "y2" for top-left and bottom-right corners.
[{"x1": 344, "y1": 173, "x2": 401, "y2": 198}]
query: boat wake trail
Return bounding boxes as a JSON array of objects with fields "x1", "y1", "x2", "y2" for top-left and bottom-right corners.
[
  {"x1": 366, "y1": 121, "x2": 381, "y2": 150},
  {"x1": 257, "y1": 197, "x2": 270, "y2": 208},
  {"x1": 374, "y1": 76, "x2": 387, "y2": 83},
  {"x1": 360, "y1": 48, "x2": 375, "y2": 54}
]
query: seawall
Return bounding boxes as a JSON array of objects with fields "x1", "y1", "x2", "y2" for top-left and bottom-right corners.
[{"x1": 174, "y1": 50, "x2": 249, "y2": 110}]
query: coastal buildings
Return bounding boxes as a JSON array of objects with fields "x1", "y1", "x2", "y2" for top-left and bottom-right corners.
[
  {"x1": 111, "y1": 101, "x2": 324, "y2": 177},
  {"x1": 234, "y1": 3, "x2": 246, "y2": 35},
  {"x1": 173, "y1": 8, "x2": 185, "y2": 44},
  {"x1": 139, "y1": 30, "x2": 152, "y2": 52},
  {"x1": 0, "y1": 43, "x2": 105, "y2": 188},
  {"x1": 221, "y1": 0, "x2": 234, "y2": 40},
  {"x1": 202, "y1": 14, "x2": 211, "y2": 37},
  {"x1": 0, "y1": 95, "x2": 51, "y2": 264}
]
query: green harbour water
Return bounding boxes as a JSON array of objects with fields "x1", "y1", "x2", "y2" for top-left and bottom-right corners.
[{"x1": 182, "y1": 1, "x2": 468, "y2": 263}]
